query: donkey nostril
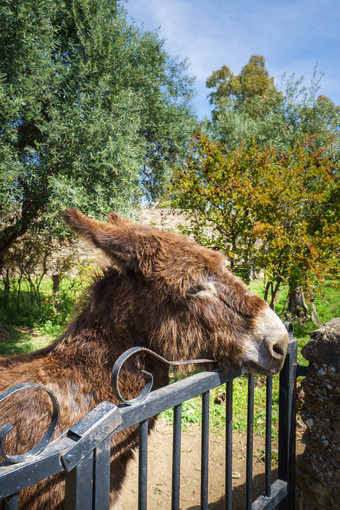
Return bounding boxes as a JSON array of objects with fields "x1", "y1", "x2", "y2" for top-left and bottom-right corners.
[{"x1": 272, "y1": 342, "x2": 286, "y2": 357}]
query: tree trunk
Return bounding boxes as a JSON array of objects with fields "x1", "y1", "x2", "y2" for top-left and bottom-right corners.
[
  {"x1": 288, "y1": 286, "x2": 308, "y2": 317},
  {"x1": 269, "y1": 281, "x2": 281, "y2": 310},
  {"x1": 52, "y1": 273, "x2": 61, "y2": 313},
  {"x1": 310, "y1": 301, "x2": 323, "y2": 327},
  {"x1": 0, "y1": 187, "x2": 45, "y2": 265},
  {"x1": 0, "y1": 215, "x2": 31, "y2": 264},
  {"x1": 264, "y1": 281, "x2": 273, "y2": 303}
]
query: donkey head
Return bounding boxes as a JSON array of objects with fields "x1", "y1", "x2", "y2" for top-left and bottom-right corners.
[{"x1": 64, "y1": 209, "x2": 288, "y2": 375}]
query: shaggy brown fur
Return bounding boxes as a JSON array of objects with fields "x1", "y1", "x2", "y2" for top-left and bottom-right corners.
[{"x1": 0, "y1": 209, "x2": 288, "y2": 509}]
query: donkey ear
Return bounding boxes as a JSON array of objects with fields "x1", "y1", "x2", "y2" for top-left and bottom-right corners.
[
  {"x1": 107, "y1": 212, "x2": 135, "y2": 227},
  {"x1": 63, "y1": 209, "x2": 102, "y2": 243},
  {"x1": 63, "y1": 208, "x2": 140, "y2": 272}
]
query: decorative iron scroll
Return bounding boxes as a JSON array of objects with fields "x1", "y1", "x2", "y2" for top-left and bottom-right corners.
[
  {"x1": 111, "y1": 346, "x2": 216, "y2": 406},
  {"x1": 0, "y1": 383, "x2": 60, "y2": 464}
]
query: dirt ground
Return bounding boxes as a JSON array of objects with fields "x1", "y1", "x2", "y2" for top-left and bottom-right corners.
[{"x1": 119, "y1": 418, "x2": 305, "y2": 509}]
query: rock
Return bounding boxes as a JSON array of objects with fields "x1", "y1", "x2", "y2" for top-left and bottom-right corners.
[
  {"x1": 138, "y1": 207, "x2": 189, "y2": 233},
  {"x1": 297, "y1": 318, "x2": 340, "y2": 510}
]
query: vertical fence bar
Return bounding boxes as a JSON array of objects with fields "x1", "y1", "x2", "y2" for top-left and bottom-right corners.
[
  {"x1": 172, "y1": 404, "x2": 182, "y2": 510},
  {"x1": 201, "y1": 391, "x2": 210, "y2": 510},
  {"x1": 246, "y1": 374, "x2": 254, "y2": 510},
  {"x1": 278, "y1": 340, "x2": 298, "y2": 510},
  {"x1": 93, "y1": 437, "x2": 111, "y2": 509},
  {"x1": 265, "y1": 375, "x2": 273, "y2": 496},
  {"x1": 5, "y1": 493, "x2": 19, "y2": 510},
  {"x1": 65, "y1": 452, "x2": 95, "y2": 510},
  {"x1": 138, "y1": 419, "x2": 149, "y2": 510},
  {"x1": 225, "y1": 380, "x2": 233, "y2": 510}
]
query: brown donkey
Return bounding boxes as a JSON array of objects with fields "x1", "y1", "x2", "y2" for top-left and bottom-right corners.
[{"x1": 0, "y1": 209, "x2": 288, "y2": 509}]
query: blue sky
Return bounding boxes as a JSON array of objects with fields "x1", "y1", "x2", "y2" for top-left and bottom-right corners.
[{"x1": 126, "y1": 0, "x2": 340, "y2": 118}]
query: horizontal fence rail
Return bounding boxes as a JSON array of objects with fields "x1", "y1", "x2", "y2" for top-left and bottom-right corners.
[{"x1": 0, "y1": 340, "x2": 299, "y2": 510}]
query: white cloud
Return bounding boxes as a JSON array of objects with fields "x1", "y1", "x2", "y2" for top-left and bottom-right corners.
[{"x1": 127, "y1": 0, "x2": 340, "y2": 116}]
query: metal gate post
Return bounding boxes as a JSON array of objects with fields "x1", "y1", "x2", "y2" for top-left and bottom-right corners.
[
  {"x1": 65, "y1": 452, "x2": 95, "y2": 510},
  {"x1": 5, "y1": 492, "x2": 19, "y2": 510},
  {"x1": 278, "y1": 339, "x2": 298, "y2": 510},
  {"x1": 64, "y1": 437, "x2": 111, "y2": 510},
  {"x1": 62, "y1": 402, "x2": 122, "y2": 510}
]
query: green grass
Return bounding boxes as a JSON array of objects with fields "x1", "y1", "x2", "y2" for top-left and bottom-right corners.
[
  {"x1": 160, "y1": 372, "x2": 280, "y2": 437},
  {"x1": 0, "y1": 326, "x2": 52, "y2": 357},
  {"x1": 0, "y1": 274, "x2": 89, "y2": 356},
  {"x1": 0, "y1": 277, "x2": 84, "y2": 325}
]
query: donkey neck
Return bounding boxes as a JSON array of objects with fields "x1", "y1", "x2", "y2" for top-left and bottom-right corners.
[
  {"x1": 53, "y1": 315, "x2": 141, "y2": 370},
  {"x1": 51, "y1": 268, "x2": 177, "y2": 392},
  {"x1": 52, "y1": 271, "x2": 150, "y2": 369}
]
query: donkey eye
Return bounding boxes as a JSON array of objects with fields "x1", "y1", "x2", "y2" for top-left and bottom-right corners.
[{"x1": 187, "y1": 285, "x2": 205, "y2": 296}]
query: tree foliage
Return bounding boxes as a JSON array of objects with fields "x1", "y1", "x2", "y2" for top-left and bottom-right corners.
[
  {"x1": 206, "y1": 55, "x2": 281, "y2": 116},
  {"x1": 170, "y1": 131, "x2": 339, "y2": 309},
  {"x1": 206, "y1": 56, "x2": 340, "y2": 154},
  {"x1": 188, "y1": 55, "x2": 340, "y2": 315},
  {"x1": 0, "y1": 0, "x2": 196, "y2": 261}
]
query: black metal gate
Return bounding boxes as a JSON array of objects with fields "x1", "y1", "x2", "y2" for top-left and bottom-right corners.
[{"x1": 0, "y1": 339, "x2": 300, "y2": 510}]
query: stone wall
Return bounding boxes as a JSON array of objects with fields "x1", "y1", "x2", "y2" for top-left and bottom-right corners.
[{"x1": 297, "y1": 318, "x2": 340, "y2": 509}]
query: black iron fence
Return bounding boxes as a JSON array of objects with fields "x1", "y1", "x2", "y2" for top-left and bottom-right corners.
[{"x1": 0, "y1": 339, "x2": 300, "y2": 509}]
